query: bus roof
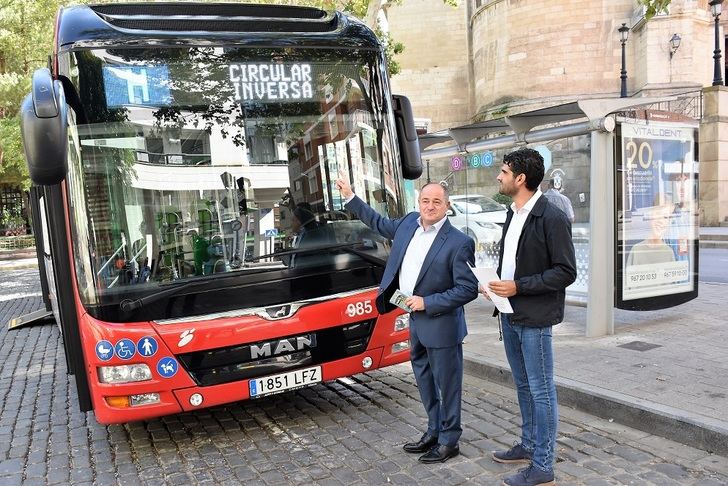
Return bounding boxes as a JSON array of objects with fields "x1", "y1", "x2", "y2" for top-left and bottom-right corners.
[{"x1": 57, "y1": 3, "x2": 381, "y2": 51}]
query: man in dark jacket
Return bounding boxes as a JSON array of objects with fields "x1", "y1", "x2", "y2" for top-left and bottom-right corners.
[{"x1": 486, "y1": 148, "x2": 576, "y2": 486}]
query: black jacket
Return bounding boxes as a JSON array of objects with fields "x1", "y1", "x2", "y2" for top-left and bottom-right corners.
[{"x1": 495, "y1": 194, "x2": 577, "y2": 327}]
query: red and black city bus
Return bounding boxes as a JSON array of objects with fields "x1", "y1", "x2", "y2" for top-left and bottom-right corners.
[{"x1": 19, "y1": 2, "x2": 422, "y2": 424}]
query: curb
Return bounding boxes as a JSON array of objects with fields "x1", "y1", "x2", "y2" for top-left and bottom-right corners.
[
  {"x1": 0, "y1": 261, "x2": 38, "y2": 271},
  {"x1": 463, "y1": 352, "x2": 728, "y2": 456},
  {"x1": 700, "y1": 241, "x2": 728, "y2": 249}
]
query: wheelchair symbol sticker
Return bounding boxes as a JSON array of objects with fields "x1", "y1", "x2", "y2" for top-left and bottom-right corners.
[
  {"x1": 137, "y1": 336, "x2": 158, "y2": 357},
  {"x1": 157, "y1": 357, "x2": 178, "y2": 378},
  {"x1": 95, "y1": 340, "x2": 114, "y2": 361},
  {"x1": 114, "y1": 339, "x2": 136, "y2": 360}
]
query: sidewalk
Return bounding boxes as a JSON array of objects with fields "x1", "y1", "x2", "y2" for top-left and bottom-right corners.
[
  {"x1": 0, "y1": 248, "x2": 38, "y2": 271},
  {"x1": 463, "y1": 281, "x2": 728, "y2": 456},
  {"x1": 700, "y1": 226, "x2": 728, "y2": 249}
]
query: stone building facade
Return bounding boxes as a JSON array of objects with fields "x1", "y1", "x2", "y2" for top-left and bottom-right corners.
[{"x1": 386, "y1": 0, "x2": 728, "y2": 225}]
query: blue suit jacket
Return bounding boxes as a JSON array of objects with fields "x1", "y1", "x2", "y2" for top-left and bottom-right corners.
[{"x1": 346, "y1": 196, "x2": 479, "y2": 348}]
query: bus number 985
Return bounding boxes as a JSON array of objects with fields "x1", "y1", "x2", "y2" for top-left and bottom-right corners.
[{"x1": 346, "y1": 300, "x2": 373, "y2": 317}]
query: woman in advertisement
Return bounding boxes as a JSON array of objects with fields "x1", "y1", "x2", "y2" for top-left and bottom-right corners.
[{"x1": 626, "y1": 202, "x2": 676, "y2": 266}]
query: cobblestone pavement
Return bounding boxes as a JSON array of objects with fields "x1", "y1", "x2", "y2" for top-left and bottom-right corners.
[{"x1": 1, "y1": 268, "x2": 727, "y2": 485}]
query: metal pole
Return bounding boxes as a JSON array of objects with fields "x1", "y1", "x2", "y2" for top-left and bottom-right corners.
[
  {"x1": 620, "y1": 39, "x2": 628, "y2": 97},
  {"x1": 713, "y1": 12, "x2": 724, "y2": 86},
  {"x1": 586, "y1": 129, "x2": 615, "y2": 337},
  {"x1": 421, "y1": 120, "x2": 597, "y2": 160}
]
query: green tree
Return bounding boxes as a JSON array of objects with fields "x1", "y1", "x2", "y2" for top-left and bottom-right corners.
[
  {"x1": 0, "y1": 0, "x2": 73, "y2": 189},
  {"x1": 0, "y1": 71, "x2": 29, "y2": 188},
  {"x1": 638, "y1": 0, "x2": 672, "y2": 19},
  {"x1": 0, "y1": 116, "x2": 27, "y2": 188}
]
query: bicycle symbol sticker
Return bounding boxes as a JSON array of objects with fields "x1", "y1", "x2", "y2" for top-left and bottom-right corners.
[
  {"x1": 157, "y1": 357, "x2": 178, "y2": 378},
  {"x1": 114, "y1": 338, "x2": 136, "y2": 360},
  {"x1": 137, "y1": 336, "x2": 158, "y2": 357}
]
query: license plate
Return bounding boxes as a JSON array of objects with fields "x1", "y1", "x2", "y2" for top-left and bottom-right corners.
[{"x1": 249, "y1": 366, "x2": 322, "y2": 398}]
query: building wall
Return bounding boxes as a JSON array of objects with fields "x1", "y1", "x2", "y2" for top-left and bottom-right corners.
[
  {"x1": 388, "y1": 0, "x2": 722, "y2": 115},
  {"x1": 471, "y1": 0, "x2": 632, "y2": 112},
  {"x1": 387, "y1": 0, "x2": 728, "y2": 225},
  {"x1": 631, "y1": 1, "x2": 715, "y2": 96},
  {"x1": 386, "y1": 0, "x2": 471, "y2": 131},
  {"x1": 699, "y1": 86, "x2": 728, "y2": 226}
]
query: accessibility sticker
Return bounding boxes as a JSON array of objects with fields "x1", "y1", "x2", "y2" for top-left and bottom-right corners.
[
  {"x1": 137, "y1": 336, "x2": 158, "y2": 357},
  {"x1": 114, "y1": 338, "x2": 136, "y2": 360},
  {"x1": 157, "y1": 357, "x2": 178, "y2": 378},
  {"x1": 95, "y1": 340, "x2": 114, "y2": 361}
]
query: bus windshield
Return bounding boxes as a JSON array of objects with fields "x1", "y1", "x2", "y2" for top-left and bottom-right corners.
[{"x1": 64, "y1": 46, "x2": 405, "y2": 316}]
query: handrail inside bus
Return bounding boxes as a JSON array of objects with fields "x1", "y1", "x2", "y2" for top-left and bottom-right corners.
[
  {"x1": 97, "y1": 234, "x2": 127, "y2": 278},
  {"x1": 130, "y1": 243, "x2": 147, "y2": 265}
]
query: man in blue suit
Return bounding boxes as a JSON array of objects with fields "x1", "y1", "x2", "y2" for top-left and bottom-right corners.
[{"x1": 336, "y1": 175, "x2": 479, "y2": 463}]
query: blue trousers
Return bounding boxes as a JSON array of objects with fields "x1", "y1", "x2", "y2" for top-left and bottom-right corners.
[
  {"x1": 409, "y1": 328, "x2": 463, "y2": 447},
  {"x1": 501, "y1": 314, "x2": 558, "y2": 472}
]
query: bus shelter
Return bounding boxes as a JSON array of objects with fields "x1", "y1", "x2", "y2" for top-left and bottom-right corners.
[{"x1": 418, "y1": 97, "x2": 699, "y2": 337}]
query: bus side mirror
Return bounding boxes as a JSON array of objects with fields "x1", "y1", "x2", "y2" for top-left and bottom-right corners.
[
  {"x1": 20, "y1": 68, "x2": 68, "y2": 186},
  {"x1": 392, "y1": 94, "x2": 423, "y2": 180}
]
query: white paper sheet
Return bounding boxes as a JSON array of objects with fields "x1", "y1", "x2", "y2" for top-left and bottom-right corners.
[{"x1": 468, "y1": 264, "x2": 514, "y2": 314}]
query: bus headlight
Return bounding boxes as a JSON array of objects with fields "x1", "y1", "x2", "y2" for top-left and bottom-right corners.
[
  {"x1": 394, "y1": 314, "x2": 410, "y2": 332},
  {"x1": 98, "y1": 364, "x2": 152, "y2": 384}
]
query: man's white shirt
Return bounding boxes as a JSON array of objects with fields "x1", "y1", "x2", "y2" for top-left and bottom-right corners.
[
  {"x1": 399, "y1": 216, "x2": 447, "y2": 295},
  {"x1": 501, "y1": 190, "x2": 542, "y2": 282},
  {"x1": 343, "y1": 192, "x2": 445, "y2": 295}
]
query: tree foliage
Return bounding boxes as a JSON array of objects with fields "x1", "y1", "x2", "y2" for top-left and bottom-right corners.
[
  {"x1": 0, "y1": 0, "x2": 73, "y2": 188},
  {"x1": 638, "y1": 0, "x2": 672, "y2": 20},
  {"x1": 0, "y1": 116, "x2": 28, "y2": 189},
  {"x1": 0, "y1": 0, "x2": 63, "y2": 75},
  {"x1": 0, "y1": 71, "x2": 28, "y2": 118}
]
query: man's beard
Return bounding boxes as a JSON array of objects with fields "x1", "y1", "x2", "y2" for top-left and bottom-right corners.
[{"x1": 499, "y1": 184, "x2": 514, "y2": 196}]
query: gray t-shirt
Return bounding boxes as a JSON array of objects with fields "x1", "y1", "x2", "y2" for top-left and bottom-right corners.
[{"x1": 626, "y1": 241, "x2": 675, "y2": 266}]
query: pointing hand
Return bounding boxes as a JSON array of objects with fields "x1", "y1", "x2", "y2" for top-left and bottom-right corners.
[{"x1": 336, "y1": 168, "x2": 354, "y2": 199}]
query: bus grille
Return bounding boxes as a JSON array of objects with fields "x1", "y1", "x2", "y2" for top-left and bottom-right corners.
[
  {"x1": 177, "y1": 319, "x2": 375, "y2": 386},
  {"x1": 90, "y1": 4, "x2": 338, "y2": 33}
]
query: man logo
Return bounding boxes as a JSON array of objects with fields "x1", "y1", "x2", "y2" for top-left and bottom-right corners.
[
  {"x1": 249, "y1": 335, "x2": 316, "y2": 359},
  {"x1": 269, "y1": 305, "x2": 290, "y2": 319},
  {"x1": 255, "y1": 304, "x2": 303, "y2": 320}
]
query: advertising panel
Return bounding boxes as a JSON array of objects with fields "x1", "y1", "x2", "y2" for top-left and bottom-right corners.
[{"x1": 617, "y1": 119, "x2": 698, "y2": 309}]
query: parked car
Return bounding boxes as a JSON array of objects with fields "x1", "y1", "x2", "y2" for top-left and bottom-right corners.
[{"x1": 447, "y1": 195, "x2": 507, "y2": 247}]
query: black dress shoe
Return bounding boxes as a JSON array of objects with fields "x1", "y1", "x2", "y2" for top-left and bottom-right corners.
[
  {"x1": 418, "y1": 444, "x2": 460, "y2": 463},
  {"x1": 403, "y1": 433, "x2": 439, "y2": 453}
]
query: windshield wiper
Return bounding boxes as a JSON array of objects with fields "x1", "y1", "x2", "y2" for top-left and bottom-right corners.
[
  {"x1": 247, "y1": 241, "x2": 358, "y2": 261},
  {"x1": 120, "y1": 243, "x2": 387, "y2": 313},
  {"x1": 248, "y1": 241, "x2": 386, "y2": 267},
  {"x1": 338, "y1": 245, "x2": 387, "y2": 267},
  {"x1": 119, "y1": 279, "x2": 216, "y2": 313}
]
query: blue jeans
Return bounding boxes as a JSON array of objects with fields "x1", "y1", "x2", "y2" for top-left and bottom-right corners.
[{"x1": 501, "y1": 314, "x2": 558, "y2": 472}]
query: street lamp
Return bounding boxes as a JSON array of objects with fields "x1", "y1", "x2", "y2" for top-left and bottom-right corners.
[
  {"x1": 669, "y1": 33, "x2": 681, "y2": 59},
  {"x1": 618, "y1": 23, "x2": 630, "y2": 97},
  {"x1": 709, "y1": 0, "x2": 724, "y2": 86}
]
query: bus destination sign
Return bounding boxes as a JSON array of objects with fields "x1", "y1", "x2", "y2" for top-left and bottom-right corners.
[{"x1": 228, "y1": 63, "x2": 314, "y2": 102}]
